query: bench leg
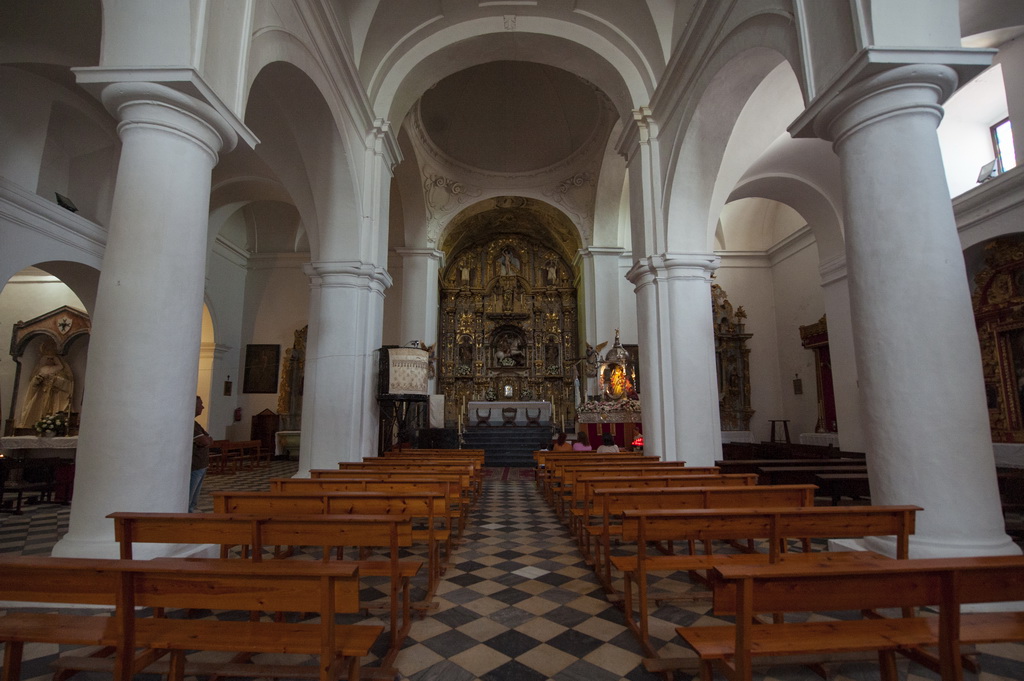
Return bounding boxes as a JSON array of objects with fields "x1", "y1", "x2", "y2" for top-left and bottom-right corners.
[
  {"x1": 3, "y1": 641, "x2": 23, "y2": 681},
  {"x1": 878, "y1": 650, "x2": 898, "y2": 681},
  {"x1": 167, "y1": 650, "x2": 187, "y2": 681}
]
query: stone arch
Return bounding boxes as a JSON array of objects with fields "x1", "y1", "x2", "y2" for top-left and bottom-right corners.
[
  {"x1": 244, "y1": 61, "x2": 360, "y2": 262},
  {"x1": 660, "y1": 11, "x2": 805, "y2": 253},
  {"x1": 371, "y1": 19, "x2": 652, "y2": 134}
]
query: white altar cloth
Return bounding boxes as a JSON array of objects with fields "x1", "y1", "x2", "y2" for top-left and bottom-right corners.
[{"x1": 468, "y1": 401, "x2": 551, "y2": 425}]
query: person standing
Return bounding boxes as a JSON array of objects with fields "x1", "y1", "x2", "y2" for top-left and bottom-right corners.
[{"x1": 190, "y1": 395, "x2": 214, "y2": 512}]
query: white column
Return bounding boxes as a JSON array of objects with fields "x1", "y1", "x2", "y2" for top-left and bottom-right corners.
[
  {"x1": 577, "y1": 247, "x2": 626, "y2": 346},
  {"x1": 817, "y1": 65, "x2": 1017, "y2": 557},
  {"x1": 52, "y1": 82, "x2": 237, "y2": 558},
  {"x1": 818, "y1": 255, "x2": 866, "y2": 453},
  {"x1": 297, "y1": 262, "x2": 391, "y2": 473},
  {"x1": 394, "y1": 249, "x2": 442, "y2": 354},
  {"x1": 627, "y1": 254, "x2": 722, "y2": 466}
]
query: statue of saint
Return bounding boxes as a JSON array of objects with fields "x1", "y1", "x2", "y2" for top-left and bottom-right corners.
[{"x1": 18, "y1": 341, "x2": 74, "y2": 428}]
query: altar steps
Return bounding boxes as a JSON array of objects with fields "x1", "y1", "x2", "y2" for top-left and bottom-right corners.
[{"x1": 462, "y1": 426, "x2": 551, "y2": 468}]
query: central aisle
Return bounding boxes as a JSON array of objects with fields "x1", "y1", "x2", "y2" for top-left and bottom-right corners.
[{"x1": 393, "y1": 469, "x2": 669, "y2": 680}]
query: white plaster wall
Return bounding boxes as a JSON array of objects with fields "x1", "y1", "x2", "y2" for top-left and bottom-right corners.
[
  {"x1": 202, "y1": 242, "x2": 248, "y2": 439},
  {"x1": 0, "y1": 274, "x2": 88, "y2": 426},
  {"x1": 714, "y1": 258, "x2": 781, "y2": 443},
  {"x1": 768, "y1": 237, "x2": 824, "y2": 439},
  {"x1": 227, "y1": 256, "x2": 310, "y2": 440}
]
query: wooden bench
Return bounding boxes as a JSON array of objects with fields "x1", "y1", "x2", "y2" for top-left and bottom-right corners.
[
  {"x1": 756, "y1": 464, "x2": 867, "y2": 487},
  {"x1": 552, "y1": 463, "x2": 719, "y2": 518},
  {"x1": 350, "y1": 460, "x2": 482, "y2": 503},
  {"x1": 569, "y1": 471, "x2": 761, "y2": 540},
  {"x1": 0, "y1": 555, "x2": 381, "y2": 681},
  {"x1": 585, "y1": 485, "x2": 818, "y2": 592},
  {"x1": 269, "y1": 477, "x2": 462, "y2": 558},
  {"x1": 212, "y1": 490, "x2": 449, "y2": 601},
  {"x1": 534, "y1": 450, "x2": 648, "y2": 492},
  {"x1": 568, "y1": 474, "x2": 759, "y2": 552},
  {"x1": 208, "y1": 440, "x2": 264, "y2": 474},
  {"x1": 311, "y1": 469, "x2": 473, "y2": 536},
  {"x1": 610, "y1": 505, "x2": 920, "y2": 658},
  {"x1": 678, "y1": 554, "x2": 1024, "y2": 681},
  {"x1": 815, "y1": 471, "x2": 872, "y2": 505},
  {"x1": 0, "y1": 456, "x2": 69, "y2": 514},
  {"x1": 107, "y1": 511, "x2": 419, "y2": 672}
]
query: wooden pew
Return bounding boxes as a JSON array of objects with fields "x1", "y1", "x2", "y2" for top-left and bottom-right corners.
[
  {"x1": 348, "y1": 460, "x2": 482, "y2": 504},
  {"x1": 678, "y1": 554, "x2": 1024, "y2": 681},
  {"x1": 547, "y1": 461, "x2": 709, "y2": 512},
  {"x1": 815, "y1": 471, "x2": 872, "y2": 505},
  {"x1": 311, "y1": 468, "x2": 473, "y2": 535},
  {"x1": 268, "y1": 477, "x2": 461, "y2": 557},
  {"x1": 585, "y1": 485, "x2": 818, "y2": 592},
  {"x1": 108, "y1": 511, "x2": 418, "y2": 672},
  {"x1": 534, "y1": 450, "x2": 647, "y2": 491},
  {"x1": 553, "y1": 463, "x2": 718, "y2": 513},
  {"x1": 208, "y1": 440, "x2": 264, "y2": 474},
  {"x1": 568, "y1": 474, "x2": 759, "y2": 552},
  {"x1": 212, "y1": 490, "x2": 449, "y2": 600},
  {"x1": 611, "y1": 505, "x2": 920, "y2": 658},
  {"x1": 0, "y1": 555, "x2": 381, "y2": 681}
]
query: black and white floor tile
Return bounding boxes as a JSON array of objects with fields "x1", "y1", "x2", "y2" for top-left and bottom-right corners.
[{"x1": 1, "y1": 461, "x2": 1022, "y2": 680}]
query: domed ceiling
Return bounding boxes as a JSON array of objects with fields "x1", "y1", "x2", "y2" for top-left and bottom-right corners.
[{"x1": 418, "y1": 60, "x2": 607, "y2": 174}]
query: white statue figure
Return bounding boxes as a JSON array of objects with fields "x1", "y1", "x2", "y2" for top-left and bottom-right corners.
[{"x1": 18, "y1": 341, "x2": 74, "y2": 428}]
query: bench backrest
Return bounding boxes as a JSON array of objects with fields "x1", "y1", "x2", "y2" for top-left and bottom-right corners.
[
  {"x1": 598, "y1": 485, "x2": 817, "y2": 519},
  {"x1": 576, "y1": 474, "x2": 757, "y2": 505},
  {"x1": 620, "y1": 505, "x2": 920, "y2": 561},
  {"x1": 109, "y1": 511, "x2": 414, "y2": 561},
  {"x1": 312, "y1": 468, "x2": 471, "y2": 488},
  {"x1": 269, "y1": 477, "x2": 455, "y2": 500},
  {"x1": 0, "y1": 554, "x2": 361, "y2": 614},
  {"x1": 213, "y1": 490, "x2": 447, "y2": 520},
  {"x1": 711, "y1": 554, "x2": 1024, "y2": 615}
]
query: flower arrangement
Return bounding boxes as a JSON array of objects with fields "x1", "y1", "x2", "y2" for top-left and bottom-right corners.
[
  {"x1": 455, "y1": 364, "x2": 472, "y2": 376},
  {"x1": 34, "y1": 411, "x2": 69, "y2": 437},
  {"x1": 484, "y1": 387, "x2": 497, "y2": 401},
  {"x1": 577, "y1": 397, "x2": 642, "y2": 414}
]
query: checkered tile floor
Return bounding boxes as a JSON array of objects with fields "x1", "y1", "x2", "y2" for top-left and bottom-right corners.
[{"x1": 1, "y1": 462, "x2": 1023, "y2": 680}]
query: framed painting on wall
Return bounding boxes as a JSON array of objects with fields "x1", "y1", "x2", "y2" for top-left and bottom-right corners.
[{"x1": 243, "y1": 344, "x2": 280, "y2": 393}]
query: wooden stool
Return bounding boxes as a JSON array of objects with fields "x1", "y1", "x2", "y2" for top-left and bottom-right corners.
[{"x1": 768, "y1": 419, "x2": 791, "y2": 444}]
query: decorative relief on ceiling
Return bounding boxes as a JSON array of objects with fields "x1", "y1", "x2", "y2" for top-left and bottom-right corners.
[
  {"x1": 543, "y1": 170, "x2": 595, "y2": 243},
  {"x1": 423, "y1": 169, "x2": 482, "y2": 245}
]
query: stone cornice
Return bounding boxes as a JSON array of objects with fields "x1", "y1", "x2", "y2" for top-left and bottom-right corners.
[
  {"x1": 954, "y1": 165, "x2": 1024, "y2": 233},
  {"x1": 0, "y1": 178, "x2": 106, "y2": 260}
]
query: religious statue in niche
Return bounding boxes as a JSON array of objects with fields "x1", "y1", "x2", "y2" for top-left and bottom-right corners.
[
  {"x1": 492, "y1": 327, "x2": 526, "y2": 367},
  {"x1": 543, "y1": 254, "x2": 559, "y2": 285},
  {"x1": 497, "y1": 247, "x2": 521, "y2": 276},
  {"x1": 17, "y1": 339, "x2": 74, "y2": 428},
  {"x1": 544, "y1": 335, "x2": 561, "y2": 374}
]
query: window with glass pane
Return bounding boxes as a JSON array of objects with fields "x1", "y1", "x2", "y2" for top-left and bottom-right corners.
[{"x1": 993, "y1": 118, "x2": 1017, "y2": 173}]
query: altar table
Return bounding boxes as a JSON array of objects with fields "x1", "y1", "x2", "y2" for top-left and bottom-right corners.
[{"x1": 468, "y1": 401, "x2": 551, "y2": 426}]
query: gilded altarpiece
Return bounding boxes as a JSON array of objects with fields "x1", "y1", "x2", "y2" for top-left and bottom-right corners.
[
  {"x1": 973, "y1": 238, "x2": 1024, "y2": 442},
  {"x1": 712, "y1": 284, "x2": 754, "y2": 431},
  {"x1": 439, "y1": 234, "x2": 578, "y2": 426}
]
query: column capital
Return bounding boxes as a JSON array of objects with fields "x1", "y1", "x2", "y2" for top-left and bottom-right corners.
[
  {"x1": 816, "y1": 64, "x2": 959, "y2": 146},
  {"x1": 626, "y1": 252, "x2": 720, "y2": 287},
  {"x1": 88, "y1": 80, "x2": 239, "y2": 164},
  {"x1": 789, "y1": 47, "x2": 993, "y2": 141},
  {"x1": 369, "y1": 118, "x2": 403, "y2": 171},
  {"x1": 392, "y1": 247, "x2": 444, "y2": 263},
  {"x1": 307, "y1": 260, "x2": 393, "y2": 295},
  {"x1": 74, "y1": 66, "x2": 258, "y2": 149}
]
